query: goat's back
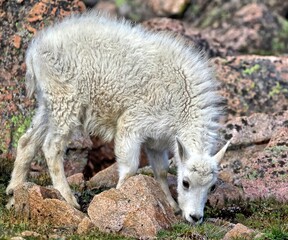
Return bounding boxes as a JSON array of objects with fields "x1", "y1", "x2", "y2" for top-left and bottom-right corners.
[{"x1": 25, "y1": 12, "x2": 221, "y2": 145}]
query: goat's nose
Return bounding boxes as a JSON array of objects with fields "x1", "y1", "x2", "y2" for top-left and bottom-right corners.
[{"x1": 190, "y1": 214, "x2": 203, "y2": 223}]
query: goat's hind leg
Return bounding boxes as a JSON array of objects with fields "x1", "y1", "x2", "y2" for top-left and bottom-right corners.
[
  {"x1": 42, "y1": 127, "x2": 80, "y2": 209},
  {"x1": 145, "y1": 147, "x2": 180, "y2": 212},
  {"x1": 6, "y1": 107, "x2": 48, "y2": 208}
]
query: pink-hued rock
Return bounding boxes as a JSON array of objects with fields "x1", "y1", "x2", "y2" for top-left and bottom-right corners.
[
  {"x1": 187, "y1": 2, "x2": 287, "y2": 54},
  {"x1": 21, "y1": 231, "x2": 41, "y2": 238},
  {"x1": 87, "y1": 175, "x2": 177, "y2": 239},
  {"x1": 142, "y1": 17, "x2": 229, "y2": 57},
  {"x1": 86, "y1": 163, "x2": 118, "y2": 189},
  {"x1": 220, "y1": 116, "x2": 288, "y2": 203},
  {"x1": 13, "y1": 183, "x2": 85, "y2": 227},
  {"x1": 223, "y1": 223, "x2": 256, "y2": 240},
  {"x1": 214, "y1": 56, "x2": 288, "y2": 119},
  {"x1": 94, "y1": 1, "x2": 118, "y2": 16},
  {"x1": 148, "y1": 0, "x2": 189, "y2": 16},
  {"x1": 222, "y1": 112, "x2": 288, "y2": 145},
  {"x1": 77, "y1": 217, "x2": 95, "y2": 235},
  {"x1": 0, "y1": 0, "x2": 85, "y2": 161},
  {"x1": 208, "y1": 181, "x2": 243, "y2": 208},
  {"x1": 240, "y1": 149, "x2": 288, "y2": 202},
  {"x1": 142, "y1": 17, "x2": 185, "y2": 34},
  {"x1": 240, "y1": 124, "x2": 288, "y2": 202},
  {"x1": 266, "y1": 127, "x2": 288, "y2": 148},
  {"x1": 67, "y1": 173, "x2": 85, "y2": 187}
]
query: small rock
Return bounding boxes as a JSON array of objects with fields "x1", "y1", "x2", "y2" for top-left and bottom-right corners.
[
  {"x1": 48, "y1": 234, "x2": 62, "y2": 239},
  {"x1": 223, "y1": 111, "x2": 288, "y2": 145},
  {"x1": 67, "y1": 172, "x2": 85, "y2": 187},
  {"x1": 142, "y1": 17, "x2": 185, "y2": 34},
  {"x1": 88, "y1": 174, "x2": 177, "y2": 239},
  {"x1": 13, "y1": 183, "x2": 85, "y2": 228},
  {"x1": 223, "y1": 223, "x2": 256, "y2": 240},
  {"x1": 12, "y1": 34, "x2": 21, "y2": 49},
  {"x1": 27, "y1": 2, "x2": 48, "y2": 22},
  {"x1": 148, "y1": 0, "x2": 189, "y2": 16},
  {"x1": 77, "y1": 216, "x2": 95, "y2": 234},
  {"x1": 21, "y1": 231, "x2": 40, "y2": 238},
  {"x1": 206, "y1": 218, "x2": 235, "y2": 228},
  {"x1": 219, "y1": 170, "x2": 233, "y2": 183},
  {"x1": 167, "y1": 174, "x2": 178, "y2": 200},
  {"x1": 86, "y1": 162, "x2": 118, "y2": 189},
  {"x1": 208, "y1": 181, "x2": 243, "y2": 208},
  {"x1": 64, "y1": 148, "x2": 89, "y2": 177},
  {"x1": 266, "y1": 126, "x2": 288, "y2": 148}
]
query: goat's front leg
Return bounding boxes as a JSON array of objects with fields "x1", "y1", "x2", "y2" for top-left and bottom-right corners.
[
  {"x1": 42, "y1": 129, "x2": 80, "y2": 209},
  {"x1": 114, "y1": 132, "x2": 141, "y2": 189},
  {"x1": 145, "y1": 147, "x2": 180, "y2": 212}
]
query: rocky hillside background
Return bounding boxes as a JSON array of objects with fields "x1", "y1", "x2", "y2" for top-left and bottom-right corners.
[{"x1": 0, "y1": 0, "x2": 287, "y2": 239}]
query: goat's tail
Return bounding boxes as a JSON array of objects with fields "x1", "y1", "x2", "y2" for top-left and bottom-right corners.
[{"x1": 25, "y1": 48, "x2": 37, "y2": 98}]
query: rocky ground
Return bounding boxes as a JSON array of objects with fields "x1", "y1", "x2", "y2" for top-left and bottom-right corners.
[{"x1": 0, "y1": 0, "x2": 287, "y2": 239}]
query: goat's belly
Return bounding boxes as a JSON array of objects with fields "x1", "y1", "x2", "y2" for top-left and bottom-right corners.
[{"x1": 83, "y1": 106, "x2": 120, "y2": 141}]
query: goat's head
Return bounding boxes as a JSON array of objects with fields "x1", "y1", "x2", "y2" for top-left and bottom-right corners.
[{"x1": 175, "y1": 138, "x2": 230, "y2": 224}]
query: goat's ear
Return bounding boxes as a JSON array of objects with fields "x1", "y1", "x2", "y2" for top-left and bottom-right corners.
[
  {"x1": 176, "y1": 137, "x2": 189, "y2": 162},
  {"x1": 214, "y1": 140, "x2": 231, "y2": 164}
]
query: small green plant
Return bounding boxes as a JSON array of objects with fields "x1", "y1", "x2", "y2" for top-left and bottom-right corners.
[
  {"x1": 11, "y1": 113, "x2": 33, "y2": 148},
  {"x1": 269, "y1": 82, "x2": 288, "y2": 97},
  {"x1": 242, "y1": 64, "x2": 261, "y2": 75}
]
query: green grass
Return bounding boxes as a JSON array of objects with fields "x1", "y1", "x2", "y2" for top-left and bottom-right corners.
[
  {"x1": 236, "y1": 201, "x2": 288, "y2": 239},
  {"x1": 205, "y1": 200, "x2": 288, "y2": 239},
  {"x1": 158, "y1": 222, "x2": 229, "y2": 239}
]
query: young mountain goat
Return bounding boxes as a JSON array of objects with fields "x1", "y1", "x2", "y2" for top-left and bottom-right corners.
[{"x1": 6, "y1": 12, "x2": 230, "y2": 224}]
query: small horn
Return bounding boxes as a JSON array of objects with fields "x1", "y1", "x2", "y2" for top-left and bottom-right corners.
[
  {"x1": 175, "y1": 137, "x2": 189, "y2": 162},
  {"x1": 214, "y1": 140, "x2": 231, "y2": 164}
]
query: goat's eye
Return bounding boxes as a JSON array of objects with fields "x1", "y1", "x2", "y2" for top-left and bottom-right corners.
[
  {"x1": 182, "y1": 180, "x2": 190, "y2": 189},
  {"x1": 210, "y1": 184, "x2": 216, "y2": 193}
]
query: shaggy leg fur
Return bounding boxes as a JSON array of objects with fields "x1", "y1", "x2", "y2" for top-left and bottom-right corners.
[
  {"x1": 145, "y1": 147, "x2": 180, "y2": 212},
  {"x1": 42, "y1": 127, "x2": 80, "y2": 209},
  {"x1": 6, "y1": 107, "x2": 48, "y2": 208},
  {"x1": 115, "y1": 132, "x2": 141, "y2": 189}
]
